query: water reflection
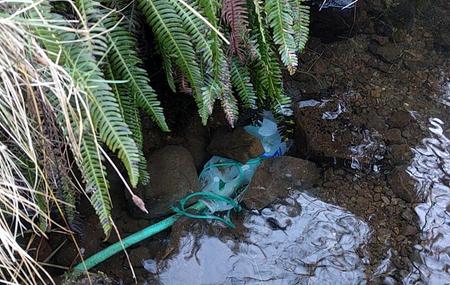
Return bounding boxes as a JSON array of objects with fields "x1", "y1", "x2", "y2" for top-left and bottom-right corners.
[
  {"x1": 151, "y1": 192, "x2": 370, "y2": 285},
  {"x1": 405, "y1": 118, "x2": 450, "y2": 284}
]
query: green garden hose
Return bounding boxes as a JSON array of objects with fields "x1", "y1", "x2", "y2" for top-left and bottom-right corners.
[
  {"x1": 74, "y1": 158, "x2": 259, "y2": 272},
  {"x1": 74, "y1": 202, "x2": 206, "y2": 272}
]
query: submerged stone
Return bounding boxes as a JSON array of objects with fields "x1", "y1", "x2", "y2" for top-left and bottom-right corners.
[{"x1": 243, "y1": 156, "x2": 321, "y2": 210}]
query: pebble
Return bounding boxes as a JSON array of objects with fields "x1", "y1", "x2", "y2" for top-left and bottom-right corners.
[
  {"x1": 404, "y1": 225, "x2": 418, "y2": 236},
  {"x1": 374, "y1": 193, "x2": 381, "y2": 202},
  {"x1": 374, "y1": 186, "x2": 383, "y2": 193},
  {"x1": 381, "y1": 196, "x2": 391, "y2": 205},
  {"x1": 401, "y1": 208, "x2": 415, "y2": 221}
]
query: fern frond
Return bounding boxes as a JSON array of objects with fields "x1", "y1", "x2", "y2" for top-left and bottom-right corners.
[
  {"x1": 80, "y1": 132, "x2": 112, "y2": 235},
  {"x1": 290, "y1": 0, "x2": 309, "y2": 52},
  {"x1": 75, "y1": 0, "x2": 109, "y2": 57},
  {"x1": 220, "y1": 92, "x2": 239, "y2": 127},
  {"x1": 65, "y1": 46, "x2": 141, "y2": 188},
  {"x1": 250, "y1": 0, "x2": 267, "y2": 45},
  {"x1": 160, "y1": 48, "x2": 177, "y2": 92},
  {"x1": 230, "y1": 57, "x2": 257, "y2": 109},
  {"x1": 104, "y1": 15, "x2": 169, "y2": 131},
  {"x1": 106, "y1": 64, "x2": 143, "y2": 147},
  {"x1": 265, "y1": 0, "x2": 297, "y2": 74},
  {"x1": 31, "y1": 3, "x2": 141, "y2": 206},
  {"x1": 105, "y1": 57, "x2": 152, "y2": 186},
  {"x1": 138, "y1": 0, "x2": 207, "y2": 121},
  {"x1": 252, "y1": 40, "x2": 283, "y2": 100},
  {"x1": 221, "y1": 0, "x2": 248, "y2": 56},
  {"x1": 195, "y1": 0, "x2": 235, "y2": 122},
  {"x1": 109, "y1": 0, "x2": 143, "y2": 33}
]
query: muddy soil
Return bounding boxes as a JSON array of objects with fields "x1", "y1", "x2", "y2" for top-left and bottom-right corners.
[{"x1": 43, "y1": 1, "x2": 450, "y2": 284}]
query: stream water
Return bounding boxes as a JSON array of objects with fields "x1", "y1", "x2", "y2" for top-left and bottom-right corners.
[
  {"x1": 405, "y1": 88, "x2": 450, "y2": 284},
  {"x1": 143, "y1": 86, "x2": 450, "y2": 284}
]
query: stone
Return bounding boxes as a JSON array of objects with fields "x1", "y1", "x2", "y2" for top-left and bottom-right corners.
[
  {"x1": 401, "y1": 208, "x2": 415, "y2": 222},
  {"x1": 388, "y1": 166, "x2": 417, "y2": 203},
  {"x1": 182, "y1": 116, "x2": 210, "y2": 170},
  {"x1": 243, "y1": 156, "x2": 320, "y2": 210},
  {"x1": 31, "y1": 237, "x2": 52, "y2": 262},
  {"x1": 385, "y1": 128, "x2": 403, "y2": 144},
  {"x1": 365, "y1": 113, "x2": 387, "y2": 132},
  {"x1": 388, "y1": 111, "x2": 411, "y2": 128},
  {"x1": 129, "y1": 246, "x2": 151, "y2": 267},
  {"x1": 368, "y1": 42, "x2": 402, "y2": 63},
  {"x1": 403, "y1": 225, "x2": 418, "y2": 237},
  {"x1": 207, "y1": 127, "x2": 264, "y2": 163},
  {"x1": 61, "y1": 272, "x2": 116, "y2": 285},
  {"x1": 133, "y1": 145, "x2": 199, "y2": 219},
  {"x1": 294, "y1": 101, "x2": 385, "y2": 165},
  {"x1": 389, "y1": 144, "x2": 412, "y2": 165}
]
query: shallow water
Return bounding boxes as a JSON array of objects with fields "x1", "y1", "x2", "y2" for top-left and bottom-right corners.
[
  {"x1": 153, "y1": 192, "x2": 370, "y2": 285},
  {"x1": 404, "y1": 98, "x2": 450, "y2": 283}
]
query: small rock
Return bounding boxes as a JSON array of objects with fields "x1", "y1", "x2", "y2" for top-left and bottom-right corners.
[
  {"x1": 129, "y1": 247, "x2": 151, "y2": 267},
  {"x1": 388, "y1": 166, "x2": 417, "y2": 203},
  {"x1": 403, "y1": 225, "x2": 418, "y2": 236},
  {"x1": 294, "y1": 102, "x2": 384, "y2": 164},
  {"x1": 385, "y1": 128, "x2": 403, "y2": 144},
  {"x1": 389, "y1": 144, "x2": 412, "y2": 165},
  {"x1": 244, "y1": 157, "x2": 320, "y2": 210},
  {"x1": 388, "y1": 111, "x2": 411, "y2": 128},
  {"x1": 133, "y1": 145, "x2": 199, "y2": 219},
  {"x1": 374, "y1": 186, "x2": 383, "y2": 193},
  {"x1": 370, "y1": 87, "x2": 381, "y2": 98},
  {"x1": 207, "y1": 127, "x2": 264, "y2": 163},
  {"x1": 368, "y1": 42, "x2": 402, "y2": 63},
  {"x1": 401, "y1": 208, "x2": 414, "y2": 222},
  {"x1": 62, "y1": 272, "x2": 116, "y2": 285},
  {"x1": 183, "y1": 116, "x2": 210, "y2": 170},
  {"x1": 373, "y1": 193, "x2": 381, "y2": 202},
  {"x1": 381, "y1": 196, "x2": 390, "y2": 205}
]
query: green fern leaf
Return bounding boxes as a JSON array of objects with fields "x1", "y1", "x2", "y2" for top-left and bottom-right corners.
[
  {"x1": 104, "y1": 16, "x2": 169, "y2": 131},
  {"x1": 290, "y1": 0, "x2": 310, "y2": 51},
  {"x1": 265, "y1": 0, "x2": 298, "y2": 74},
  {"x1": 80, "y1": 132, "x2": 112, "y2": 235},
  {"x1": 107, "y1": 64, "x2": 150, "y2": 185},
  {"x1": 230, "y1": 57, "x2": 257, "y2": 109},
  {"x1": 138, "y1": 0, "x2": 207, "y2": 121}
]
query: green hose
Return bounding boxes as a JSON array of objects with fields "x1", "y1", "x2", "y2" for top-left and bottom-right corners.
[
  {"x1": 74, "y1": 202, "x2": 206, "y2": 272},
  {"x1": 74, "y1": 158, "x2": 259, "y2": 272}
]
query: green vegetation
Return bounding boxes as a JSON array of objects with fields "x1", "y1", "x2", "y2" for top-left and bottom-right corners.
[{"x1": 0, "y1": 0, "x2": 309, "y2": 283}]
